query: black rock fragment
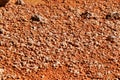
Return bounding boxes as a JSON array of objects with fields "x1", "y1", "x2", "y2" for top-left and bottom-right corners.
[{"x1": 80, "y1": 11, "x2": 91, "y2": 19}]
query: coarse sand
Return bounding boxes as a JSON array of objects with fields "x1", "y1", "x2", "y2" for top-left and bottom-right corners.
[{"x1": 0, "y1": 0, "x2": 120, "y2": 80}]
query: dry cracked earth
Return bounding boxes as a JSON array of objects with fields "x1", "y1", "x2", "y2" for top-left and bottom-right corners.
[{"x1": 0, "y1": 0, "x2": 120, "y2": 80}]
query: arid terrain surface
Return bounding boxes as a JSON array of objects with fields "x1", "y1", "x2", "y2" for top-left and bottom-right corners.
[{"x1": 0, "y1": 0, "x2": 120, "y2": 80}]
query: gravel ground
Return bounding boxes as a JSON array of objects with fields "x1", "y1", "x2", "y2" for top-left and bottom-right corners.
[{"x1": 0, "y1": 0, "x2": 120, "y2": 80}]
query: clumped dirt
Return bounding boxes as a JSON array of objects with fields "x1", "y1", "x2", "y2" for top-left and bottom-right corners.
[{"x1": 0, "y1": 0, "x2": 120, "y2": 80}]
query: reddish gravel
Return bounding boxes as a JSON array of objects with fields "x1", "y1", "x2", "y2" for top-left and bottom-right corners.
[{"x1": 0, "y1": 0, "x2": 120, "y2": 80}]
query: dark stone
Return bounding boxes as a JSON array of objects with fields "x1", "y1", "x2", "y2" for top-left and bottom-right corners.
[
  {"x1": 106, "y1": 35, "x2": 116, "y2": 43},
  {"x1": 80, "y1": 11, "x2": 91, "y2": 19},
  {"x1": 0, "y1": 0, "x2": 9, "y2": 7},
  {"x1": 106, "y1": 13, "x2": 120, "y2": 20},
  {"x1": 31, "y1": 14, "x2": 40, "y2": 21},
  {"x1": 105, "y1": 14, "x2": 112, "y2": 19},
  {"x1": 0, "y1": 29, "x2": 3, "y2": 34}
]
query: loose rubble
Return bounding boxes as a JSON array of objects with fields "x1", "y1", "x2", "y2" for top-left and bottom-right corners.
[{"x1": 0, "y1": 0, "x2": 119, "y2": 80}]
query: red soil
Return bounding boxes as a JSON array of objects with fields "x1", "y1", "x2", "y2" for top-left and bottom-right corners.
[{"x1": 0, "y1": 0, "x2": 120, "y2": 80}]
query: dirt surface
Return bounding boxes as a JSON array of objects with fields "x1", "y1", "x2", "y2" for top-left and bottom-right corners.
[{"x1": 0, "y1": 0, "x2": 120, "y2": 80}]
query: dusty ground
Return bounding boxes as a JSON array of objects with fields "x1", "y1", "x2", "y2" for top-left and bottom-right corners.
[{"x1": 0, "y1": 0, "x2": 120, "y2": 80}]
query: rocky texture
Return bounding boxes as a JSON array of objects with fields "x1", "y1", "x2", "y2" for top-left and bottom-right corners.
[{"x1": 0, "y1": 0, "x2": 120, "y2": 80}]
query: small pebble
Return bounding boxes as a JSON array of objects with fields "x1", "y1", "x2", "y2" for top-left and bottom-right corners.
[
  {"x1": 31, "y1": 14, "x2": 42, "y2": 22},
  {"x1": 106, "y1": 35, "x2": 116, "y2": 43},
  {"x1": 105, "y1": 13, "x2": 111, "y2": 19},
  {"x1": 80, "y1": 11, "x2": 91, "y2": 19},
  {"x1": 0, "y1": 68, "x2": 4, "y2": 74},
  {"x1": 112, "y1": 12, "x2": 120, "y2": 19},
  {"x1": 16, "y1": 0, "x2": 25, "y2": 5},
  {"x1": 0, "y1": 29, "x2": 3, "y2": 34},
  {"x1": 106, "y1": 12, "x2": 120, "y2": 20}
]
